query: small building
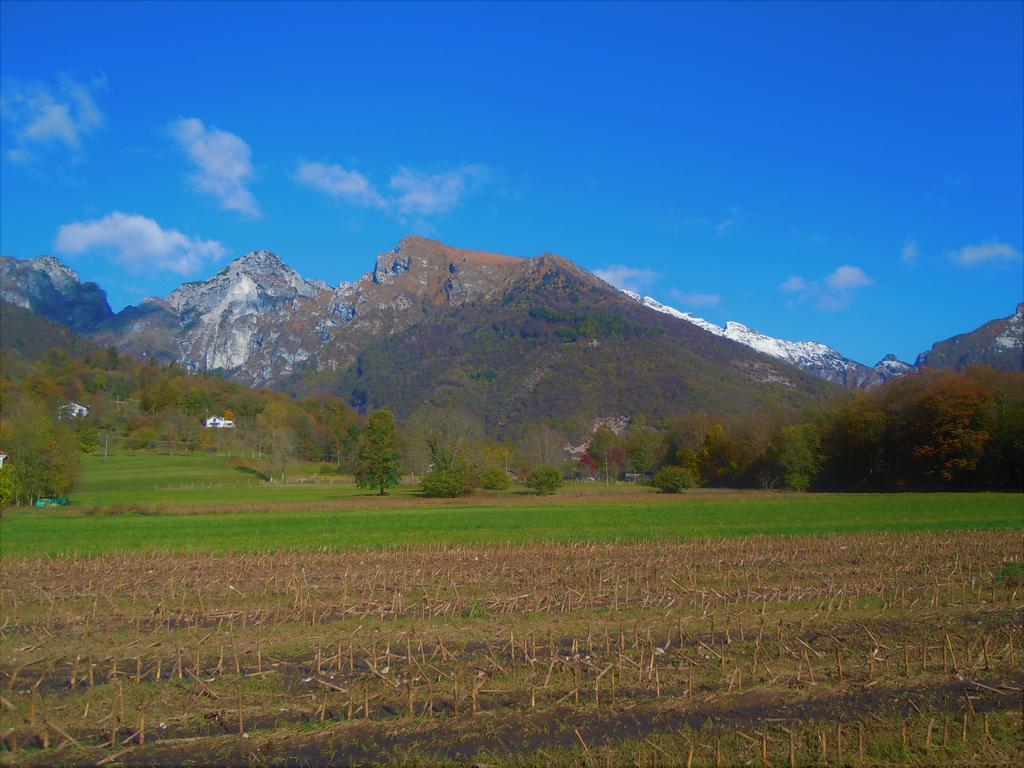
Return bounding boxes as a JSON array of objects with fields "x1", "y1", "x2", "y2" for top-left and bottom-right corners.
[
  {"x1": 0, "y1": 451, "x2": 7, "y2": 469},
  {"x1": 205, "y1": 416, "x2": 236, "y2": 429},
  {"x1": 57, "y1": 402, "x2": 89, "y2": 420}
]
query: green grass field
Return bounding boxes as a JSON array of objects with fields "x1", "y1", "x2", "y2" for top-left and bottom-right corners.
[
  {"x1": 1, "y1": 453, "x2": 1020, "y2": 556},
  {"x1": 68, "y1": 452, "x2": 387, "y2": 506}
]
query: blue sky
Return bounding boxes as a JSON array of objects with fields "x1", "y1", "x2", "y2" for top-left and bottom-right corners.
[{"x1": 1, "y1": 1, "x2": 1021, "y2": 364}]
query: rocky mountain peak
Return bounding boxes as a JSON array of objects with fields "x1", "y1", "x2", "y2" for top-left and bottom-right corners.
[
  {"x1": 30, "y1": 255, "x2": 82, "y2": 290},
  {"x1": 229, "y1": 249, "x2": 288, "y2": 276},
  {"x1": 167, "y1": 250, "x2": 325, "y2": 314},
  {"x1": 873, "y1": 354, "x2": 914, "y2": 376},
  {"x1": 0, "y1": 253, "x2": 112, "y2": 332}
]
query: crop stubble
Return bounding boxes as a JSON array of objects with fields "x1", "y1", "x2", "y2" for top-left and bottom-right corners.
[{"x1": 1, "y1": 530, "x2": 1022, "y2": 766}]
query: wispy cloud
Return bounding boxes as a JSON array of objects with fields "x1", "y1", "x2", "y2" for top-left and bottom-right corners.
[
  {"x1": 780, "y1": 265, "x2": 872, "y2": 311},
  {"x1": 294, "y1": 161, "x2": 386, "y2": 209},
  {"x1": 670, "y1": 289, "x2": 721, "y2": 308},
  {"x1": 779, "y1": 275, "x2": 808, "y2": 293},
  {"x1": 950, "y1": 240, "x2": 1021, "y2": 267},
  {"x1": 295, "y1": 159, "x2": 488, "y2": 219},
  {"x1": 169, "y1": 118, "x2": 259, "y2": 216},
  {"x1": 901, "y1": 239, "x2": 919, "y2": 265},
  {"x1": 593, "y1": 265, "x2": 659, "y2": 293},
  {"x1": 1, "y1": 75, "x2": 104, "y2": 162},
  {"x1": 712, "y1": 206, "x2": 742, "y2": 237},
  {"x1": 389, "y1": 165, "x2": 488, "y2": 216},
  {"x1": 715, "y1": 217, "x2": 736, "y2": 237},
  {"x1": 55, "y1": 212, "x2": 225, "y2": 275}
]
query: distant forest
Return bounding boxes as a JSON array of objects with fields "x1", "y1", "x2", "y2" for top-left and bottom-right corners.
[{"x1": 1, "y1": 334, "x2": 1021, "y2": 504}]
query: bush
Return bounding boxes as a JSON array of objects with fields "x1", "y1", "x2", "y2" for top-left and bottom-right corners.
[
  {"x1": 996, "y1": 562, "x2": 1024, "y2": 587},
  {"x1": 527, "y1": 465, "x2": 563, "y2": 496},
  {"x1": 478, "y1": 467, "x2": 511, "y2": 490},
  {"x1": 652, "y1": 465, "x2": 697, "y2": 493},
  {"x1": 421, "y1": 466, "x2": 471, "y2": 497}
]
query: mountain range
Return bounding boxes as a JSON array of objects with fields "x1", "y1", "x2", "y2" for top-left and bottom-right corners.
[{"x1": 2, "y1": 238, "x2": 1021, "y2": 435}]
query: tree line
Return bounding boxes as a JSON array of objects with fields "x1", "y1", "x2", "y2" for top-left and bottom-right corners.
[
  {"x1": 568, "y1": 366, "x2": 1022, "y2": 492},
  {"x1": 1, "y1": 341, "x2": 1020, "y2": 505}
]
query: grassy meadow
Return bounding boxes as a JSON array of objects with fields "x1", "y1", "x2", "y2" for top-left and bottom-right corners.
[{"x1": 0, "y1": 452, "x2": 1021, "y2": 557}]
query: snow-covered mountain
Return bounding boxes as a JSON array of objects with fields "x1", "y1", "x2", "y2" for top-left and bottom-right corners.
[{"x1": 623, "y1": 292, "x2": 910, "y2": 388}]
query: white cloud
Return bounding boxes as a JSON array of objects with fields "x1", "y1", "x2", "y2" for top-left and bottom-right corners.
[
  {"x1": 55, "y1": 212, "x2": 225, "y2": 275},
  {"x1": 1, "y1": 76, "x2": 104, "y2": 161},
  {"x1": 779, "y1": 276, "x2": 807, "y2": 293},
  {"x1": 593, "y1": 265, "x2": 660, "y2": 293},
  {"x1": 294, "y1": 161, "x2": 386, "y2": 209},
  {"x1": 670, "y1": 289, "x2": 721, "y2": 308},
  {"x1": 780, "y1": 265, "x2": 872, "y2": 311},
  {"x1": 950, "y1": 240, "x2": 1021, "y2": 267},
  {"x1": 825, "y1": 265, "x2": 872, "y2": 291},
  {"x1": 389, "y1": 164, "x2": 488, "y2": 216},
  {"x1": 169, "y1": 118, "x2": 259, "y2": 216},
  {"x1": 901, "y1": 240, "x2": 919, "y2": 265}
]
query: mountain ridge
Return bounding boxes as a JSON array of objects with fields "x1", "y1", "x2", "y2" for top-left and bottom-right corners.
[
  {"x1": 0, "y1": 253, "x2": 114, "y2": 332},
  {"x1": 2, "y1": 239, "x2": 1020, "y2": 434},
  {"x1": 915, "y1": 302, "x2": 1024, "y2": 372},
  {"x1": 623, "y1": 292, "x2": 913, "y2": 388}
]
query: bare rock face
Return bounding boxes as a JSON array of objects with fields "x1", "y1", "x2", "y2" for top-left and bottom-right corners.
[
  {"x1": 0, "y1": 254, "x2": 113, "y2": 332},
  {"x1": 92, "y1": 250, "x2": 332, "y2": 378},
  {"x1": 916, "y1": 303, "x2": 1024, "y2": 372},
  {"x1": 93, "y1": 237, "x2": 538, "y2": 384}
]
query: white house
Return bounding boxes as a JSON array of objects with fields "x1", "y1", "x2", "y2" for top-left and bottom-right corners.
[
  {"x1": 205, "y1": 416, "x2": 236, "y2": 429},
  {"x1": 0, "y1": 451, "x2": 7, "y2": 469},
  {"x1": 58, "y1": 402, "x2": 89, "y2": 420}
]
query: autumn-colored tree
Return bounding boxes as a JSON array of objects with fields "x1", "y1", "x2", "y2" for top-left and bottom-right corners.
[
  {"x1": 903, "y1": 373, "x2": 992, "y2": 485},
  {"x1": 696, "y1": 424, "x2": 748, "y2": 486}
]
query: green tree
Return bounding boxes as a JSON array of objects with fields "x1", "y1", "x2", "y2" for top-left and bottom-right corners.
[
  {"x1": 104, "y1": 346, "x2": 120, "y2": 371},
  {"x1": 411, "y1": 406, "x2": 477, "y2": 497},
  {"x1": 0, "y1": 394, "x2": 81, "y2": 504},
  {"x1": 526, "y1": 465, "x2": 563, "y2": 495},
  {"x1": 652, "y1": 465, "x2": 696, "y2": 493},
  {"x1": 421, "y1": 466, "x2": 470, "y2": 497},
  {"x1": 478, "y1": 467, "x2": 511, "y2": 490},
  {"x1": 355, "y1": 410, "x2": 401, "y2": 495},
  {"x1": 773, "y1": 423, "x2": 822, "y2": 491},
  {"x1": 623, "y1": 425, "x2": 663, "y2": 474}
]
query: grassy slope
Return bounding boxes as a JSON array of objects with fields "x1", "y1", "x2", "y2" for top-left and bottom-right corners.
[
  {"x1": 70, "y1": 453, "x2": 380, "y2": 506},
  {"x1": 2, "y1": 491, "x2": 1021, "y2": 557}
]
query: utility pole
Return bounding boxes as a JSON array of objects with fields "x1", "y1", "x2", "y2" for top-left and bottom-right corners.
[
  {"x1": 104, "y1": 431, "x2": 110, "y2": 459},
  {"x1": 605, "y1": 451, "x2": 610, "y2": 486}
]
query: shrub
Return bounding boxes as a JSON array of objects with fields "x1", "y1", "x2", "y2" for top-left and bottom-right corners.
[
  {"x1": 527, "y1": 465, "x2": 563, "y2": 496},
  {"x1": 652, "y1": 465, "x2": 697, "y2": 493},
  {"x1": 996, "y1": 562, "x2": 1024, "y2": 587},
  {"x1": 478, "y1": 467, "x2": 511, "y2": 490},
  {"x1": 421, "y1": 466, "x2": 471, "y2": 498}
]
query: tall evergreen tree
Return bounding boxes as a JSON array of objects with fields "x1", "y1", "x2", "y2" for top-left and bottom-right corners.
[{"x1": 355, "y1": 410, "x2": 401, "y2": 495}]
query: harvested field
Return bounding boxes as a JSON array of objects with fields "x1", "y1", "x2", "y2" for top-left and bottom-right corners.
[{"x1": 1, "y1": 530, "x2": 1022, "y2": 766}]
